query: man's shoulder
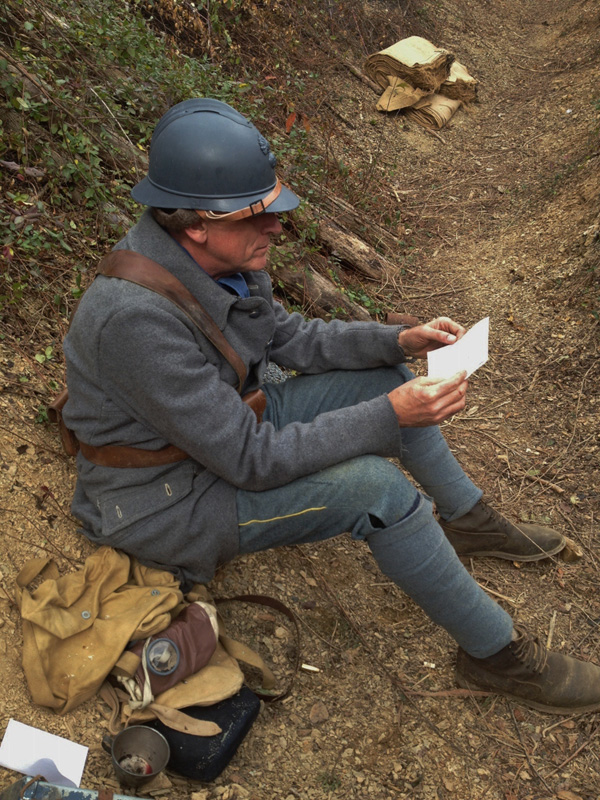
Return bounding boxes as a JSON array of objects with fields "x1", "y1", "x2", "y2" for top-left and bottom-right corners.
[{"x1": 73, "y1": 272, "x2": 181, "y2": 333}]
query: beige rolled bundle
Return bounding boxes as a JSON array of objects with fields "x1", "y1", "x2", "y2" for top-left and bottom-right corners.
[
  {"x1": 364, "y1": 37, "x2": 478, "y2": 129},
  {"x1": 375, "y1": 77, "x2": 428, "y2": 113},
  {"x1": 404, "y1": 94, "x2": 463, "y2": 130},
  {"x1": 440, "y1": 60, "x2": 478, "y2": 103},
  {"x1": 364, "y1": 36, "x2": 454, "y2": 94}
]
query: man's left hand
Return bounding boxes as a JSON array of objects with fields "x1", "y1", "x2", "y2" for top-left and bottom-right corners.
[{"x1": 398, "y1": 317, "x2": 467, "y2": 359}]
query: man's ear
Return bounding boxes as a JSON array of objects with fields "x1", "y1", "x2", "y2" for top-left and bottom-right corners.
[{"x1": 184, "y1": 221, "x2": 208, "y2": 244}]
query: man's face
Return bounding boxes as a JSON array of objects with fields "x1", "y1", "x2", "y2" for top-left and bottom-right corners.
[{"x1": 195, "y1": 213, "x2": 283, "y2": 279}]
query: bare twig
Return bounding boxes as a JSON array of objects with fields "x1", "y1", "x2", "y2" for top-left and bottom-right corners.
[
  {"x1": 38, "y1": 486, "x2": 79, "y2": 526},
  {"x1": 477, "y1": 582, "x2": 521, "y2": 607},
  {"x1": 426, "y1": 129, "x2": 447, "y2": 145},
  {"x1": 544, "y1": 721, "x2": 600, "y2": 778},
  {"x1": 546, "y1": 610, "x2": 557, "y2": 649},
  {"x1": 405, "y1": 687, "x2": 493, "y2": 698},
  {"x1": 0, "y1": 507, "x2": 79, "y2": 566},
  {"x1": 294, "y1": 611, "x2": 344, "y2": 654},
  {"x1": 342, "y1": 61, "x2": 381, "y2": 94},
  {"x1": 0, "y1": 45, "x2": 118, "y2": 168},
  {"x1": 524, "y1": 474, "x2": 565, "y2": 494},
  {"x1": 0, "y1": 423, "x2": 65, "y2": 460},
  {"x1": 509, "y1": 705, "x2": 553, "y2": 792},
  {"x1": 405, "y1": 283, "x2": 477, "y2": 301},
  {"x1": 0, "y1": 584, "x2": 16, "y2": 608}
]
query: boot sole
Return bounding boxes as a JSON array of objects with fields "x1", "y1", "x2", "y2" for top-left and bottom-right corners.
[
  {"x1": 456, "y1": 540, "x2": 565, "y2": 562},
  {"x1": 456, "y1": 673, "x2": 600, "y2": 714}
]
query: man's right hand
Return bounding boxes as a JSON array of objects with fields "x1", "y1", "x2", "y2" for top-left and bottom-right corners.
[{"x1": 387, "y1": 371, "x2": 468, "y2": 427}]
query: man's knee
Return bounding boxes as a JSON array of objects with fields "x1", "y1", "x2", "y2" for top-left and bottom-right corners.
[{"x1": 335, "y1": 455, "x2": 420, "y2": 528}]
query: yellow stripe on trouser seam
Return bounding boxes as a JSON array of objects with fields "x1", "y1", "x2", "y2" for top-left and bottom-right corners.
[{"x1": 239, "y1": 506, "x2": 327, "y2": 526}]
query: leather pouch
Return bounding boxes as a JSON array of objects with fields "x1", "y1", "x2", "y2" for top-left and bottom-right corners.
[{"x1": 129, "y1": 601, "x2": 218, "y2": 697}]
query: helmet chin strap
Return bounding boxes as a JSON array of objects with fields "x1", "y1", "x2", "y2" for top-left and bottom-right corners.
[{"x1": 195, "y1": 179, "x2": 282, "y2": 222}]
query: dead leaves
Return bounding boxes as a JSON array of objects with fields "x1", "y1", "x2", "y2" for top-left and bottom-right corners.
[{"x1": 285, "y1": 111, "x2": 311, "y2": 133}]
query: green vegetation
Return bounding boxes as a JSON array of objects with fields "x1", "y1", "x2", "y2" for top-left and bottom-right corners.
[
  {"x1": 0, "y1": 0, "x2": 319, "y2": 320},
  {"x1": 317, "y1": 770, "x2": 342, "y2": 791}
]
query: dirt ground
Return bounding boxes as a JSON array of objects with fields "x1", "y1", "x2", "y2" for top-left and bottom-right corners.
[{"x1": 1, "y1": 0, "x2": 599, "y2": 798}]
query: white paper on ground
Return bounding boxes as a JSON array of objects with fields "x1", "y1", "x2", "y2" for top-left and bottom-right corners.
[
  {"x1": 427, "y1": 316, "x2": 489, "y2": 379},
  {"x1": 0, "y1": 719, "x2": 88, "y2": 788}
]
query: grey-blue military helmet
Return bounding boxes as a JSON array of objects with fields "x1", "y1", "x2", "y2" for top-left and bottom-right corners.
[{"x1": 131, "y1": 98, "x2": 299, "y2": 216}]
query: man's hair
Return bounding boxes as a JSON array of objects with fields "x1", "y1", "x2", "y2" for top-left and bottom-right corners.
[{"x1": 150, "y1": 207, "x2": 202, "y2": 232}]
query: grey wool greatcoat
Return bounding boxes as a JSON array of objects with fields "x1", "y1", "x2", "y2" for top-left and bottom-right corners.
[{"x1": 63, "y1": 210, "x2": 408, "y2": 586}]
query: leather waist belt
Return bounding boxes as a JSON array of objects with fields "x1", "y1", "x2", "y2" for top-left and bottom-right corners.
[
  {"x1": 78, "y1": 442, "x2": 189, "y2": 469},
  {"x1": 76, "y1": 389, "x2": 267, "y2": 468}
]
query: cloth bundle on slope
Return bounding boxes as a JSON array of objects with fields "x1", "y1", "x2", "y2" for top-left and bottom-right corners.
[
  {"x1": 441, "y1": 60, "x2": 479, "y2": 103},
  {"x1": 375, "y1": 77, "x2": 429, "y2": 113},
  {"x1": 364, "y1": 36, "x2": 455, "y2": 94},
  {"x1": 404, "y1": 94, "x2": 463, "y2": 130},
  {"x1": 364, "y1": 37, "x2": 478, "y2": 129}
]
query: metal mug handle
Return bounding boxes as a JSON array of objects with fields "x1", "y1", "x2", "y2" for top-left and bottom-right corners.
[{"x1": 101, "y1": 734, "x2": 113, "y2": 756}]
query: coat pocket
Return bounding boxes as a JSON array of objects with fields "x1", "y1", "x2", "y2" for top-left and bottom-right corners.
[{"x1": 99, "y1": 462, "x2": 196, "y2": 536}]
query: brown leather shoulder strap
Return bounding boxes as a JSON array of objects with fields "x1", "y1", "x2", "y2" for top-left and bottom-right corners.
[
  {"x1": 215, "y1": 594, "x2": 300, "y2": 702},
  {"x1": 98, "y1": 250, "x2": 247, "y2": 393}
]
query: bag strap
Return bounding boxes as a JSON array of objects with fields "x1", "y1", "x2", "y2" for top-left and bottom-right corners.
[
  {"x1": 216, "y1": 594, "x2": 301, "y2": 702},
  {"x1": 99, "y1": 681, "x2": 222, "y2": 737},
  {"x1": 98, "y1": 250, "x2": 248, "y2": 394}
]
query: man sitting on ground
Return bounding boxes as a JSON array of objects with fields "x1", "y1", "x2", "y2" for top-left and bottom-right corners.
[{"x1": 62, "y1": 98, "x2": 600, "y2": 714}]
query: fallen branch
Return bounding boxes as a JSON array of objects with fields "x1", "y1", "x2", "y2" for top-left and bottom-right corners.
[
  {"x1": 0, "y1": 159, "x2": 46, "y2": 178},
  {"x1": 316, "y1": 218, "x2": 394, "y2": 280},
  {"x1": 273, "y1": 259, "x2": 372, "y2": 321},
  {"x1": 405, "y1": 687, "x2": 493, "y2": 698},
  {"x1": 302, "y1": 175, "x2": 402, "y2": 255},
  {"x1": 546, "y1": 610, "x2": 557, "y2": 649},
  {"x1": 524, "y1": 473, "x2": 565, "y2": 494},
  {"x1": 476, "y1": 582, "x2": 521, "y2": 607},
  {"x1": 341, "y1": 60, "x2": 381, "y2": 94},
  {"x1": 404, "y1": 283, "x2": 476, "y2": 301}
]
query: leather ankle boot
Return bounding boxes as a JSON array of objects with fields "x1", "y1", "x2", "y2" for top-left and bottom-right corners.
[
  {"x1": 439, "y1": 500, "x2": 565, "y2": 561},
  {"x1": 456, "y1": 627, "x2": 600, "y2": 714}
]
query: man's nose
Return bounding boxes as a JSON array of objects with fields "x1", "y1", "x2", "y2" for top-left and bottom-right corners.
[{"x1": 260, "y1": 213, "x2": 282, "y2": 234}]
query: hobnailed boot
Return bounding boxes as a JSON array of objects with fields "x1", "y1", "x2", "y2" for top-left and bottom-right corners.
[
  {"x1": 456, "y1": 627, "x2": 600, "y2": 714},
  {"x1": 439, "y1": 500, "x2": 565, "y2": 561}
]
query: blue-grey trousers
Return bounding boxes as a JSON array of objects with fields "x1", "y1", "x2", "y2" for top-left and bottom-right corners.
[{"x1": 236, "y1": 365, "x2": 513, "y2": 659}]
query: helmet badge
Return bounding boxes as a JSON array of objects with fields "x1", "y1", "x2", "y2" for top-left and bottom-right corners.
[{"x1": 258, "y1": 134, "x2": 277, "y2": 168}]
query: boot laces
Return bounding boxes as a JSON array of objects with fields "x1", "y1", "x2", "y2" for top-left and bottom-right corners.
[
  {"x1": 480, "y1": 501, "x2": 551, "y2": 555},
  {"x1": 510, "y1": 627, "x2": 548, "y2": 674},
  {"x1": 480, "y1": 500, "x2": 513, "y2": 533}
]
